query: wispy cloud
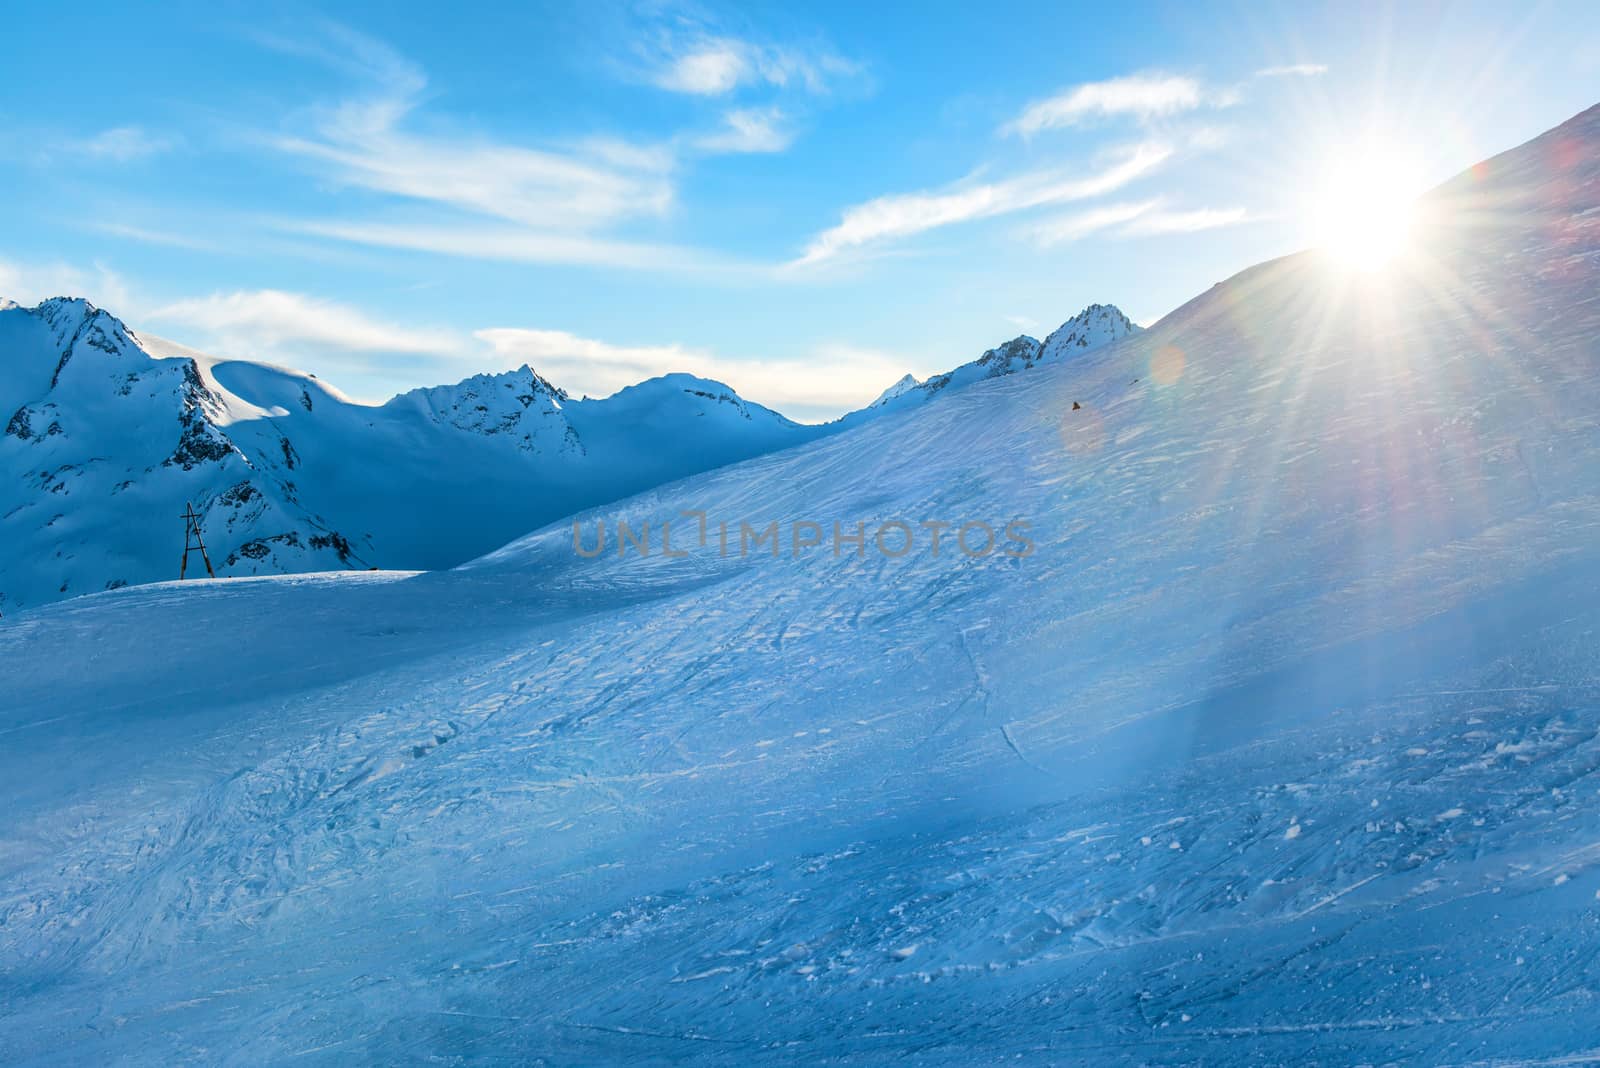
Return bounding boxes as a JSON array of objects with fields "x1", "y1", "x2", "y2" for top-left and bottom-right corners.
[
  {"x1": 1122, "y1": 206, "x2": 1249, "y2": 235},
  {"x1": 269, "y1": 58, "x2": 673, "y2": 231},
  {"x1": 250, "y1": 18, "x2": 426, "y2": 95},
  {"x1": 1030, "y1": 199, "x2": 1250, "y2": 245},
  {"x1": 1029, "y1": 200, "x2": 1163, "y2": 245},
  {"x1": 1005, "y1": 75, "x2": 1222, "y2": 136},
  {"x1": 475, "y1": 327, "x2": 908, "y2": 421},
  {"x1": 150, "y1": 290, "x2": 459, "y2": 356},
  {"x1": 91, "y1": 222, "x2": 227, "y2": 253},
  {"x1": 655, "y1": 38, "x2": 750, "y2": 94},
  {"x1": 283, "y1": 220, "x2": 737, "y2": 273},
  {"x1": 70, "y1": 125, "x2": 174, "y2": 162},
  {"x1": 1255, "y1": 63, "x2": 1328, "y2": 78},
  {"x1": 647, "y1": 33, "x2": 860, "y2": 96},
  {"x1": 258, "y1": 23, "x2": 819, "y2": 271},
  {"x1": 251, "y1": 25, "x2": 679, "y2": 267},
  {"x1": 691, "y1": 107, "x2": 794, "y2": 154},
  {"x1": 794, "y1": 142, "x2": 1172, "y2": 266},
  {"x1": 26, "y1": 125, "x2": 176, "y2": 165}
]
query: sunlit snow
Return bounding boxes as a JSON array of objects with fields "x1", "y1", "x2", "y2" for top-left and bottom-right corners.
[{"x1": 2, "y1": 106, "x2": 1599, "y2": 1064}]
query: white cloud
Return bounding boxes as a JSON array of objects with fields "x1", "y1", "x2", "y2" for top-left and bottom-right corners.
[
  {"x1": 475, "y1": 327, "x2": 909, "y2": 421},
  {"x1": 648, "y1": 34, "x2": 859, "y2": 96},
  {"x1": 577, "y1": 136, "x2": 678, "y2": 173},
  {"x1": 285, "y1": 220, "x2": 727, "y2": 272},
  {"x1": 1122, "y1": 206, "x2": 1249, "y2": 235},
  {"x1": 259, "y1": 24, "x2": 672, "y2": 235},
  {"x1": 655, "y1": 40, "x2": 751, "y2": 94},
  {"x1": 149, "y1": 290, "x2": 459, "y2": 356},
  {"x1": 260, "y1": 23, "x2": 820, "y2": 272},
  {"x1": 1029, "y1": 200, "x2": 1250, "y2": 244},
  {"x1": 72, "y1": 126, "x2": 173, "y2": 161},
  {"x1": 795, "y1": 142, "x2": 1172, "y2": 265},
  {"x1": 1255, "y1": 64, "x2": 1328, "y2": 78},
  {"x1": 1030, "y1": 200, "x2": 1162, "y2": 246},
  {"x1": 91, "y1": 222, "x2": 225, "y2": 253},
  {"x1": 252, "y1": 18, "x2": 427, "y2": 97},
  {"x1": 692, "y1": 107, "x2": 794, "y2": 154},
  {"x1": 273, "y1": 103, "x2": 673, "y2": 231},
  {"x1": 251, "y1": 23, "x2": 867, "y2": 273},
  {"x1": 1006, "y1": 75, "x2": 1215, "y2": 136}
]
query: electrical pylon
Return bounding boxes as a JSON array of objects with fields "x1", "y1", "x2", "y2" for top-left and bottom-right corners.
[{"x1": 179, "y1": 502, "x2": 215, "y2": 580}]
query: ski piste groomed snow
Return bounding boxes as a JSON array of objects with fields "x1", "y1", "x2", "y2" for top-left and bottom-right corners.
[{"x1": 3, "y1": 106, "x2": 1600, "y2": 1064}]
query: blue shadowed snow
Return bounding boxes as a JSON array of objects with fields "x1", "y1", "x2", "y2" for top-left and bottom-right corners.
[{"x1": 2, "y1": 108, "x2": 1600, "y2": 1064}]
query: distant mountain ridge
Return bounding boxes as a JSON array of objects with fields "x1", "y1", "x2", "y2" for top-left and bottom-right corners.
[
  {"x1": 848, "y1": 303, "x2": 1140, "y2": 425},
  {"x1": 0, "y1": 299, "x2": 817, "y2": 612},
  {"x1": 0, "y1": 296, "x2": 1135, "y2": 611}
]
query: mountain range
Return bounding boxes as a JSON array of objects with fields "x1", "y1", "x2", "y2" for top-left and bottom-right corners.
[{"x1": 0, "y1": 298, "x2": 1137, "y2": 612}]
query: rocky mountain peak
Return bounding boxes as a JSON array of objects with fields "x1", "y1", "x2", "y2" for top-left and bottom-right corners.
[{"x1": 1038, "y1": 304, "x2": 1140, "y2": 364}]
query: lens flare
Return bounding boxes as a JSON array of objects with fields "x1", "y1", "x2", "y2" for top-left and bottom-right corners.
[{"x1": 1151, "y1": 345, "x2": 1186, "y2": 385}]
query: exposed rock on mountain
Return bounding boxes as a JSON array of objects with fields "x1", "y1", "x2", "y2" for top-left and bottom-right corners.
[{"x1": 845, "y1": 303, "x2": 1141, "y2": 426}]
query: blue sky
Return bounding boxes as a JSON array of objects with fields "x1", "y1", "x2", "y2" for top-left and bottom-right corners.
[{"x1": 3, "y1": 1, "x2": 1596, "y2": 419}]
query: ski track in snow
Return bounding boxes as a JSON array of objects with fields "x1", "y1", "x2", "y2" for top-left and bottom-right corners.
[{"x1": 2, "y1": 108, "x2": 1600, "y2": 1064}]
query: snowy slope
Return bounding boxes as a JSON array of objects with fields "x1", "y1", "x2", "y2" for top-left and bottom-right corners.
[
  {"x1": 845, "y1": 303, "x2": 1140, "y2": 426},
  {"x1": 0, "y1": 312, "x2": 818, "y2": 612},
  {"x1": 3, "y1": 105, "x2": 1600, "y2": 1065}
]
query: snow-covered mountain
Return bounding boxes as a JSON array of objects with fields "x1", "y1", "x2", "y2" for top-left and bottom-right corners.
[
  {"x1": 1, "y1": 296, "x2": 1135, "y2": 613},
  {"x1": 0, "y1": 308, "x2": 818, "y2": 612},
  {"x1": 4, "y1": 104, "x2": 1599, "y2": 1064},
  {"x1": 847, "y1": 302, "x2": 1140, "y2": 424}
]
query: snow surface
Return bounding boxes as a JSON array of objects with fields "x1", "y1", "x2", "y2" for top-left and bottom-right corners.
[{"x1": 2, "y1": 106, "x2": 1600, "y2": 1064}]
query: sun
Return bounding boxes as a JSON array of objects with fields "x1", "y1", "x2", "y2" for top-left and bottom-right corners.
[{"x1": 1307, "y1": 146, "x2": 1424, "y2": 271}]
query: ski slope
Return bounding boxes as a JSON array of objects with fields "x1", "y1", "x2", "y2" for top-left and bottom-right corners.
[{"x1": 2, "y1": 106, "x2": 1600, "y2": 1064}]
